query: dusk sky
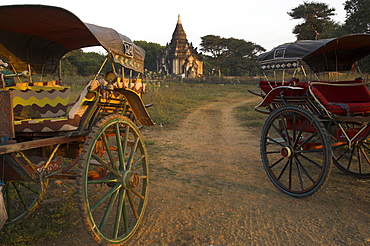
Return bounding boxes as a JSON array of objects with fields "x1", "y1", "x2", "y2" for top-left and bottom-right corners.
[{"x1": 1, "y1": 1, "x2": 347, "y2": 52}]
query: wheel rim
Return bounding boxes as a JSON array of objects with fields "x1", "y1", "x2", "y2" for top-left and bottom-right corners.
[
  {"x1": 332, "y1": 140, "x2": 370, "y2": 178},
  {"x1": 77, "y1": 115, "x2": 148, "y2": 244},
  {"x1": 261, "y1": 107, "x2": 331, "y2": 197},
  {"x1": 2, "y1": 178, "x2": 48, "y2": 225}
]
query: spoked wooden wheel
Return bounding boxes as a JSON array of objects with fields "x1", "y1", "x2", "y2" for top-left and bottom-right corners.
[
  {"x1": 77, "y1": 114, "x2": 149, "y2": 245},
  {"x1": 332, "y1": 125, "x2": 370, "y2": 178},
  {"x1": 261, "y1": 106, "x2": 332, "y2": 198},
  {"x1": 2, "y1": 177, "x2": 48, "y2": 225}
]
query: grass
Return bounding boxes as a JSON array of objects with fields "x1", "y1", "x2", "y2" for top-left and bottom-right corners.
[
  {"x1": 234, "y1": 103, "x2": 268, "y2": 128},
  {"x1": 143, "y1": 81, "x2": 259, "y2": 127},
  {"x1": 0, "y1": 80, "x2": 266, "y2": 245},
  {"x1": 0, "y1": 181, "x2": 79, "y2": 245}
]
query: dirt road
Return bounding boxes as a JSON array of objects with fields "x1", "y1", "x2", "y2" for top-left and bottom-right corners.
[{"x1": 46, "y1": 92, "x2": 370, "y2": 245}]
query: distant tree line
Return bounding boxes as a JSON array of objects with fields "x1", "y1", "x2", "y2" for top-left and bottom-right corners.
[
  {"x1": 199, "y1": 35, "x2": 265, "y2": 77},
  {"x1": 62, "y1": 0, "x2": 370, "y2": 77},
  {"x1": 61, "y1": 49, "x2": 105, "y2": 77}
]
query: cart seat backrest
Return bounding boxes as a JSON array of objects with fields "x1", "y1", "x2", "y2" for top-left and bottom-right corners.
[
  {"x1": 12, "y1": 80, "x2": 100, "y2": 133},
  {"x1": 312, "y1": 80, "x2": 370, "y2": 103},
  {"x1": 7, "y1": 85, "x2": 70, "y2": 119},
  {"x1": 119, "y1": 78, "x2": 146, "y2": 95},
  {"x1": 68, "y1": 79, "x2": 99, "y2": 119}
]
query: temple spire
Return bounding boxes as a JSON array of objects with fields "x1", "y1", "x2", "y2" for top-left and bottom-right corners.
[
  {"x1": 159, "y1": 14, "x2": 203, "y2": 78},
  {"x1": 171, "y1": 14, "x2": 186, "y2": 41}
]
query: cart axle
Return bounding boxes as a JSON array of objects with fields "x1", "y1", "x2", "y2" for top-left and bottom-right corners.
[{"x1": 281, "y1": 146, "x2": 293, "y2": 158}]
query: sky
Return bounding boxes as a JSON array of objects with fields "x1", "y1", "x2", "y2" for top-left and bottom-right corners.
[{"x1": 0, "y1": 0, "x2": 347, "y2": 52}]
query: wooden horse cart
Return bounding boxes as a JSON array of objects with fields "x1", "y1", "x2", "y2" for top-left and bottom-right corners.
[
  {"x1": 0, "y1": 5, "x2": 154, "y2": 245},
  {"x1": 251, "y1": 34, "x2": 370, "y2": 198}
]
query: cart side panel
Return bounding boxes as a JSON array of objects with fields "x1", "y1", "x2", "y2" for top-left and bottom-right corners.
[
  {"x1": 0, "y1": 90, "x2": 14, "y2": 140},
  {"x1": 10, "y1": 86, "x2": 70, "y2": 119},
  {"x1": 0, "y1": 154, "x2": 36, "y2": 181}
]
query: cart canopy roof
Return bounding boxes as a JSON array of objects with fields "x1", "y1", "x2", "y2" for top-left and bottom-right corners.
[
  {"x1": 258, "y1": 34, "x2": 370, "y2": 73},
  {"x1": 0, "y1": 4, "x2": 145, "y2": 74}
]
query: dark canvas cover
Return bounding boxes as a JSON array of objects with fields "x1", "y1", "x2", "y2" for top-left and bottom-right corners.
[{"x1": 258, "y1": 34, "x2": 370, "y2": 73}]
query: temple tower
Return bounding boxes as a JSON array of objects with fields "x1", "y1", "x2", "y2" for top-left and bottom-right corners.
[{"x1": 159, "y1": 15, "x2": 203, "y2": 78}]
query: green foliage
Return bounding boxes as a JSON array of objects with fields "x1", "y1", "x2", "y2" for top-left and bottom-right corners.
[
  {"x1": 288, "y1": 1, "x2": 338, "y2": 40},
  {"x1": 318, "y1": 0, "x2": 370, "y2": 73},
  {"x1": 200, "y1": 35, "x2": 265, "y2": 76},
  {"x1": 339, "y1": 0, "x2": 370, "y2": 73},
  {"x1": 319, "y1": 25, "x2": 348, "y2": 39},
  {"x1": 59, "y1": 57, "x2": 78, "y2": 76},
  {"x1": 62, "y1": 50, "x2": 105, "y2": 76},
  {"x1": 200, "y1": 35, "x2": 228, "y2": 58},
  {"x1": 358, "y1": 56, "x2": 370, "y2": 74},
  {"x1": 343, "y1": 0, "x2": 370, "y2": 33},
  {"x1": 134, "y1": 41, "x2": 164, "y2": 72}
]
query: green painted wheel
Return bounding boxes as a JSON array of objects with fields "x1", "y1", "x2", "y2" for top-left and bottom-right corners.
[
  {"x1": 2, "y1": 178, "x2": 48, "y2": 225},
  {"x1": 77, "y1": 114, "x2": 149, "y2": 245}
]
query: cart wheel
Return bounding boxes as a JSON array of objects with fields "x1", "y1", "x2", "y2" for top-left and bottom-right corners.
[
  {"x1": 77, "y1": 114, "x2": 149, "y2": 245},
  {"x1": 332, "y1": 137, "x2": 370, "y2": 178},
  {"x1": 260, "y1": 106, "x2": 332, "y2": 198},
  {"x1": 2, "y1": 178, "x2": 48, "y2": 225}
]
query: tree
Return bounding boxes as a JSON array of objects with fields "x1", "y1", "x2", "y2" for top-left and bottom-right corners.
[
  {"x1": 343, "y1": 0, "x2": 370, "y2": 33},
  {"x1": 200, "y1": 35, "x2": 228, "y2": 58},
  {"x1": 200, "y1": 35, "x2": 265, "y2": 76},
  {"x1": 343, "y1": 0, "x2": 370, "y2": 73},
  {"x1": 288, "y1": 1, "x2": 338, "y2": 40},
  {"x1": 200, "y1": 35, "x2": 228, "y2": 76},
  {"x1": 134, "y1": 41, "x2": 164, "y2": 72},
  {"x1": 60, "y1": 57, "x2": 78, "y2": 76},
  {"x1": 64, "y1": 50, "x2": 105, "y2": 76},
  {"x1": 221, "y1": 38, "x2": 265, "y2": 76}
]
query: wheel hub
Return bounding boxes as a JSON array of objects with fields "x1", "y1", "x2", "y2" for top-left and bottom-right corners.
[
  {"x1": 106, "y1": 171, "x2": 140, "y2": 188},
  {"x1": 126, "y1": 172, "x2": 140, "y2": 188},
  {"x1": 281, "y1": 146, "x2": 293, "y2": 158}
]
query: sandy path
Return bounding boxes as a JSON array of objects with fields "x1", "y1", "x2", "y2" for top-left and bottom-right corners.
[{"x1": 130, "y1": 93, "x2": 370, "y2": 246}]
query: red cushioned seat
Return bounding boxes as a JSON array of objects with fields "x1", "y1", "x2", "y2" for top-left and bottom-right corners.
[{"x1": 312, "y1": 80, "x2": 370, "y2": 116}]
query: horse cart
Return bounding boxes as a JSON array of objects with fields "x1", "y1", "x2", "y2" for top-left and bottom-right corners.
[
  {"x1": 0, "y1": 5, "x2": 154, "y2": 245},
  {"x1": 252, "y1": 34, "x2": 370, "y2": 198}
]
